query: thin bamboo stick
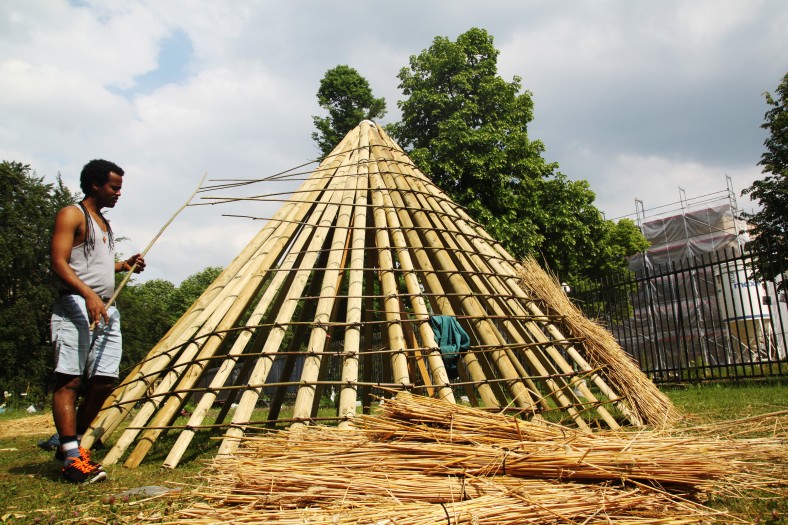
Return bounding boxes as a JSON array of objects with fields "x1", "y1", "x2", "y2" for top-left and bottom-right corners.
[
  {"x1": 83, "y1": 154, "x2": 339, "y2": 452},
  {"x1": 106, "y1": 134, "x2": 362, "y2": 466},
  {"x1": 97, "y1": 173, "x2": 207, "y2": 326},
  {"x1": 161, "y1": 183, "x2": 333, "y2": 467}
]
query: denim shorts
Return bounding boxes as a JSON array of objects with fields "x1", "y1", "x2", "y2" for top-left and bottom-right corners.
[{"x1": 51, "y1": 294, "x2": 122, "y2": 378}]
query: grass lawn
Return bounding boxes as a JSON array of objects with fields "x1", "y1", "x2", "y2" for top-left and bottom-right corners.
[
  {"x1": 0, "y1": 380, "x2": 785, "y2": 523},
  {"x1": 661, "y1": 378, "x2": 788, "y2": 424}
]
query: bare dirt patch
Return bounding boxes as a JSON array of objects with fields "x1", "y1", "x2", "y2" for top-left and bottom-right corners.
[{"x1": 0, "y1": 414, "x2": 55, "y2": 438}]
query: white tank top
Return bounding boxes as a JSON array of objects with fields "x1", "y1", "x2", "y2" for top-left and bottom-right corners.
[{"x1": 66, "y1": 204, "x2": 115, "y2": 298}]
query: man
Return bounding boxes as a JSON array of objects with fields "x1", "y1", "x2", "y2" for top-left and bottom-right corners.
[{"x1": 50, "y1": 159, "x2": 145, "y2": 483}]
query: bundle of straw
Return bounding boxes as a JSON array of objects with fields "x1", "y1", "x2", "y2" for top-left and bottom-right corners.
[
  {"x1": 175, "y1": 491, "x2": 715, "y2": 525},
  {"x1": 516, "y1": 256, "x2": 680, "y2": 426},
  {"x1": 165, "y1": 392, "x2": 785, "y2": 524},
  {"x1": 360, "y1": 392, "x2": 786, "y2": 488}
]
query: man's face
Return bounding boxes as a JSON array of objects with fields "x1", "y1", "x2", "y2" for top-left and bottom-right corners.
[{"x1": 93, "y1": 172, "x2": 123, "y2": 208}]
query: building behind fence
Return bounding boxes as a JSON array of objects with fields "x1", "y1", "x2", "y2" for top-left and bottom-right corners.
[{"x1": 573, "y1": 184, "x2": 788, "y2": 382}]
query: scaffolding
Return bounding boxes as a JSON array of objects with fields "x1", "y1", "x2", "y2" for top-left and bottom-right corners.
[{"x1": 618, "y1": 178, "x2": 786, "y2": 375}]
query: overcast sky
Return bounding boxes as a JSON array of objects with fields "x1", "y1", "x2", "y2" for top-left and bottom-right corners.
[{"x1": 2, "y1": 1, "x2": 786, "y2": 284}]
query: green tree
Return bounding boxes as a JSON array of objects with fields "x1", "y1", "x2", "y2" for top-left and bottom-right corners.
[
  {"x1": 598, "y1": 218, "x2": 651, "y2": 277},
  {"x1": 391, "y1": 28, "x2": 645, "y2": 284},
  {"x1": 0, "y1": 162, "x2": 77, "y2": 400},
  {"x1": 312, "y1": 65, "x2": 387, "y2": 156},
  {"x1": 169, "y1": 266, "x2": 223, "y2": 314},
  {"x1": 741, "y1": 72, "x2": 788, "y2": 290},
  {"x1": 115, "y1": 278, "x2": 178, "y2": 372}
]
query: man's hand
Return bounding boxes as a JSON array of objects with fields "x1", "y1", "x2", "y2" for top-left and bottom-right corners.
[
  {"x1": 86, "y1": 290, "x2": 109, "y2": 326},
  {"x1": 123, "y1": 253, "x2": 146, "y2": 273}
]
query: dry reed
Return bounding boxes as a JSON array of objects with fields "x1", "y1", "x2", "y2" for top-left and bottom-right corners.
[
  {"x1": 162, "y1": 392, "x2": 785, "y2": 524},
  {"x1": 516, "y1": 256, "x2": 681, "y2": 427}
]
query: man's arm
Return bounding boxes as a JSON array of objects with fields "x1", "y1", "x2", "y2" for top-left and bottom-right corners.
[{"x1": 50, "y1": 206, "x2": 109, "y2": 325}]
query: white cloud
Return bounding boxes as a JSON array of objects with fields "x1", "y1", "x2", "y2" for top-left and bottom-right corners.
[
  {"x1": 2, "y1": 1, "x2": 167, "y2": 86},
  {"x1": 592, "y1": 153, "x2": 762, "y2": 221},
  {"x1": 1, "y1": 0, "x2": 785, "y2": 285}
]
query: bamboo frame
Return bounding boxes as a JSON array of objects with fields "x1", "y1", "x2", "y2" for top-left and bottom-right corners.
[{"x1": 84, "y1": 120, "x2": 680, "y2": 469}]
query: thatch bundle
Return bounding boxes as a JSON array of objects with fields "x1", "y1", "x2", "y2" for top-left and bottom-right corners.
[
  {"x1": 516, "y1": 257, "x2": 680, "y2": 426},
  {"x1": 164, "y1": 392, "x2": 786, "y2": 524}
]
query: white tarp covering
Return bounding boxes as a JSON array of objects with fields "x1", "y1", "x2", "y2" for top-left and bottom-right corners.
[{"x1": 629, "y1": 204, "x2": 749, "y2": 269}]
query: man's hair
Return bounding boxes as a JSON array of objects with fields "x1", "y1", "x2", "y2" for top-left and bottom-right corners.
[{"x1": 80, "y1": 159, "x2": 124, "y2": 195}]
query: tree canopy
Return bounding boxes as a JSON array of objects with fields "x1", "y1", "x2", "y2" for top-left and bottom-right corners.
[
  {"x1": 741, "y1": 72, "x2": 788, "y2": 290},
  {"x1": 312, "y1": 65, "x2": 387, "y2": 156},
  {"x1": 0, "y1": 161, "x2": 77, "y2": 399},
  {"x1": 389, "y1": 28, "x2": 646, "y2": 284}
]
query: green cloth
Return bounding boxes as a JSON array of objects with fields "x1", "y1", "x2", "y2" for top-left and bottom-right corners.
[{"x1": 428, "y1": 315, "x2": 470, "y2": 380}]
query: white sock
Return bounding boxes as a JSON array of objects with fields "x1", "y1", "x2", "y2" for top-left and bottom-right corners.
[{"x1": 61, "y1": 440, "x2": 80, "y2": 464}]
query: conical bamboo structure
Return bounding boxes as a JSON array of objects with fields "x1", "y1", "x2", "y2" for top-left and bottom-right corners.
[{"x1": 82, "y1": 120, "x2": 677, "y2": 469}]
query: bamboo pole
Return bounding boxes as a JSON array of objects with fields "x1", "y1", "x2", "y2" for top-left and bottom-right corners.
[
  {"x1": 93, "y1": 121, "x2": 692, "y2": 467},
  {"x1": 365, "y1": 155, "x2": 500, "y2": 409},
  {"x1": 128, "y1": 134, "x2": 368, "y2": 461},
  {"x1": 266, "y1": 273, "x2": 326, "y2": 425},
  {"x1": 411, "y1": 163, "x2": 663, "y2": 425},
  {"x1": 372, "y1": 129, "x2": 622, "y2": 424},
  {"x1": 118, "y1": 232, "x2": 293, "y2": 467},
  {"x1": 161, "y1": 189, "x2": 333, "y2": 468},
  {"x1": 367, "y1": 139, "x2": 455, "y2": 403},
  {"x1": 367, "y1": 165, "x2": 412, "y2": 396},
  {"x1": 107, "y1": 197, "x2": 306, "y2": 466},
  {"x1": 406, "y1": 159, "x2": 642, "y2": 425},
  {"x1": 83, "y1": 156, "x2": 338, "y2": 451},
  {"x1": 386, "y1": 164, "x2": 560, "y2": 410},
  {"x1": 104, "y1": 140, "x2": 358, "y2": 467},
  {"x1": 337, "y1": 122, "x2": 371, "y2": 427},
  {"x1": 376, "y1": 192, "x2": 454, "y2": 399},
  {"x1": 290, "y1": 140, "x2": 364, "y2": 425},
  {"x1": 83, "y1": 222, "x2": 270, "y2": 449}
]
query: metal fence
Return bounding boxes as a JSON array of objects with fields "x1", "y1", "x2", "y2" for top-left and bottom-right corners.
[{"x1": 570, "y1": 247, "x2": 788, "y2": 383}]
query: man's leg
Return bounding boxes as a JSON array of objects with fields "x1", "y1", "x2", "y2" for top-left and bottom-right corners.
[
  {"x1": 51, "y1": 296, "x2": 108, "y2": 483},
  {"x1": 51, "y1": 294, "x2": 88, "y2": 452},
  {"x1": 52, "y1": 373, "x2": 83, "y2": 464},
  {"x1": 76, "y1": 375, "x2": 115, "y2": 437},
  {"x1": 80, "y1": 305, "x2": 122, "y2": 441}
]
